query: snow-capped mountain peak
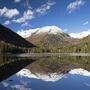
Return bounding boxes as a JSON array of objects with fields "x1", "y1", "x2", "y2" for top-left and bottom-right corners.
[
  {"x1": 34, "y1": 26, "x2": 63, "y2": 35},
  {"x1": 17, "y1": 28, "x2": 39, "y2": 38},
  {"x1": 17, "y1": 25, "x2": 63, "y2": 38}
]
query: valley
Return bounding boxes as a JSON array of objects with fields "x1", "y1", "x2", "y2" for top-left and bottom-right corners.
[
  {"x1": 0, "y1": 24, "x2": 89, "y2": 53},
  {"x1": 25, "y1": 26, "x2": 90, "y2": 53}
]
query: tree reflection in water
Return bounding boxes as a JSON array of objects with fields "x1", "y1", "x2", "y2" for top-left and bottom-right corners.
[{"x1": 0, "y1": 54, "x2": 35, "y2": 81}]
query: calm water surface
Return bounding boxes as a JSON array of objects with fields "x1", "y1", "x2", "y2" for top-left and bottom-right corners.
[{"x1": 0, "y1": 54, "x2": 90, "y2": 90}]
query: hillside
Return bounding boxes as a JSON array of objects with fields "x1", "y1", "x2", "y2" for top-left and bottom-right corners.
[
  {"x1": 0, "y1": 24, "x2": 35, "y2": 53},
  {"x1": 0, "y1": 24, "x2": 34, "y2": 48},
  {"x1": 17, "y1": 25, "x2": 90, "y2": 53},
  {"x1": 26, "y1": 26, "x2": 79, "y2": 52},
  {"x1": 62, "y1": 35, "x2": 90, "y2": 53},
  {"x1": 75, "y1": 35, "x2": 90, "y2": 52}
]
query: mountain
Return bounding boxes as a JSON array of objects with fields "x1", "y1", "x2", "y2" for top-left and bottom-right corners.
[
  {"x1": 32, "y1": 26, "x2": 63, "y2": 35},
  {"x1": 82, "y1": 35, "x2": 90, "y2": 42},
  {"x1": 0, "y1": 24, "x2": 34, "y2": 48},
  {"x1": 69, "y1": 29, "x2": 90, "y2": 39},
  {"x1": 26, "y1": 26, "x2": 76, "y2": 45},
  {"x1": 64, "y1": 35, "x2": 90, "y2": 53},
  {"x1": 75, "y1": 35, "x2": 90, "y2": 52},
  {"x1": 26, "y1": 26, "x2": 79, "y2": 52},
  {"x1": 18, "y1": 25, "x2": 90, "y2": 53}
]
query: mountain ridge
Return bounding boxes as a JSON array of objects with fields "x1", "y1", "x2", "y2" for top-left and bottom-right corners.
[
  {"x1": 17, "y1": 26, "x2": 90, "y2": 40},
  {"x1": 24, "y1": 26, "x2": 81, "y2": 53},
  {"x1": 17, "y1": 25, "x2": 63, "y2": 38}
]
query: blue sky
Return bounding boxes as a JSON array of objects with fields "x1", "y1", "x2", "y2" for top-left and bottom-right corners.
[{"x1": 0, "y1": 0, "x2": 90, "y2": 34}]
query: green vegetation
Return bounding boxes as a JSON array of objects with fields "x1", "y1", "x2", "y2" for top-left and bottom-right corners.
[
  {"x1": 29, "y1": 36, "x2": 90, "y2": 53},
  {"x1": 64, "y1": 35, "x2": 90, "y2": 53},
  {"x1": 1, "y1": 35, "x2": 89, "y2": 53},
  {"x1": 0, "y1": 41, "x2": 25, "y2": 54}
]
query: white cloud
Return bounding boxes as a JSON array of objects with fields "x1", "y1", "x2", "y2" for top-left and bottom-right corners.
[
  {"x1": 12, "y1": 9, "x2": 34, "y2": 23},
  {"x1": 67, "y1": 0, "x2": 85, "y2": 13},
  {"x1": 36, "y1": 0, "x2": 56, "y2": 14},
  {"x1": 12, "y1": 0, "x2": 56, "y2": 24},
  {"x1": 4, "y1": 20, "x2": 10, "y2": 25},
  {"x1": 0, "y1": 7, "x2": 7, "y2": 15},
  {"x1": 69, "y1": 29, "x2": 90, "y2": 39},
  {"x1": 0, "y1": 7, "x2": 19, "y2": 18},
  {"x1": 83, "y1": 21, "x2": 89, "y2": 25},
  {"x1": 14, "y1": 0, "x2": 21, "y2": 3}
]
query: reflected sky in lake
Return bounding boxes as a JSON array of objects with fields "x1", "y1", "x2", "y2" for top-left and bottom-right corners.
[{"x1": 0, "y1": 55, "x2": 90, "y2": 90}]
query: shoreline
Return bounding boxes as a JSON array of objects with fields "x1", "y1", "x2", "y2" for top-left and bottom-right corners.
[
  {"x1": 14, "y1": 53, "x2": 90, "y2": 57},
  {"x1": 0, "y1": 53, "x2": 90, "y2": 57}
]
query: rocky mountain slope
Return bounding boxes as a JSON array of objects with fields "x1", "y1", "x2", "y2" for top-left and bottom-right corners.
[
  {"x1": 17, "y1": 25, "x2": 89, "y2": 53},
  {"x1": 26, "y1": 26, "x2": 78, "y2": 47}
]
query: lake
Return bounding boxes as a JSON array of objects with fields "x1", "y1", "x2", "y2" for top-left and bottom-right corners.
[{"x1": 0, "y1": 54, "x2": 90, "y2": 90}]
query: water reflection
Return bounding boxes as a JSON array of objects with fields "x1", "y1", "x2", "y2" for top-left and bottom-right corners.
[
  {"x1": 0, "y1": 55, "x2": 90, "y2": 90},
  {"x1": 0, "y1": 54, "x2": 35, "y2": 81},
  {"x1": 26, "y1": 56, "x2": 90, "y2": 74}
]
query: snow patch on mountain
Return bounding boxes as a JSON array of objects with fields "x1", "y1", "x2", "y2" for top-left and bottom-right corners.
[
  {"x1": 34, "y1": 26, "x2": 63, "y2": 35},
  {"x1": 69, "y1": 68, "x2": 90, "y2": 77},
  {"x1": 16, "y1": 68, "x2": 90, "y2": 82},
  {"x1": 16, "y1": 69, "x2": 64, "y2": 82},
  {"x1": 17, "y1": 25, "x2": 63, "y2": 38},
  {"x1": 17, "y1": 28, "x2": 39, "y2": 38},
  {"x1": 69, "y1": 29, "x2": 90, "y2": 39}
]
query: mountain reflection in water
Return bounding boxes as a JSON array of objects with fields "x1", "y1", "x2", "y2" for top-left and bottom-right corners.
[{"x1": 0, "y1": 55, "x2": 90, "y2": 90}]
